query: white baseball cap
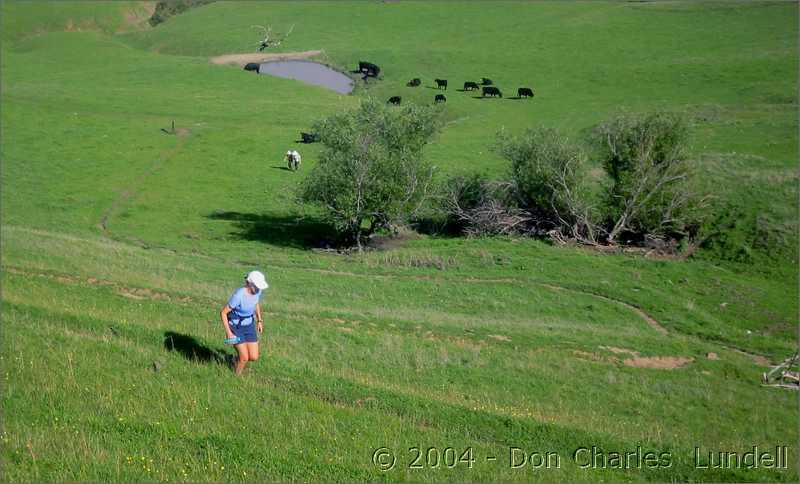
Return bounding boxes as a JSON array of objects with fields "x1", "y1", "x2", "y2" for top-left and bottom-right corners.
[{"x1": 245, "y1": 270, "x2": 268, "y2": 290}]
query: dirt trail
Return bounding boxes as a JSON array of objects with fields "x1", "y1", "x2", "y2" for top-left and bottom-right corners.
[
  {"x1": 623, "y1": 356, "x2": 694, "y2": 369},
  {"x1": 577, "y1": 348, "x2": 695, "y2": 370},
  {"x1": 7, "y1": 222, "x2": 671, "y2": 340},
  {"x1": 5, "y1": 263, "x2": 774, "y2": 367},
  {"x1": 210, "y1": 50, "x2": 323, "y2": 67},
  {"x1": 728, "y1": 347, "x2": 771, "y2": 367},
  {"x1": 538, "y1": 283, "x2": 668, "y2": 335},
  {"x1": 99, "y1": 135, "x2": 187, "y2": 231},
  {"x1": 290, "y1": 267, "x2": 669, "y2": 335},
  {"x1": 3, "y1": 266, "x2": 194, "y2": 304}
]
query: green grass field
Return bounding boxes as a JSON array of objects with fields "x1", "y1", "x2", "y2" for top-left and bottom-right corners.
[{"x1": 1, "y1": 1, "x2": 798, "y2": 482}]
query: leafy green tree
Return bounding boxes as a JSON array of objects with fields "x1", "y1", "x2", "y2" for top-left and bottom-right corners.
[
  {"x1": 299, "y1": 99, "x2": 441, "y2": 249},
  {"x1": 496, "y1": 127, "x2": 598, "y2": 243},
  {"x1": 595, "y1": 111, "x2": 706, "y2": 244}
]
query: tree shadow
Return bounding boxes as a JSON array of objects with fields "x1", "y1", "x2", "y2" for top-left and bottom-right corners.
[
  {"x1": 163, "y1": 331, "x2": 226, "y2": 365},
  {"x1": 410, "y1": 217, "x2": 465, "y2": 238},
  {"x1": 206, "y1": 211, "x2": 338, "y2": 249}
]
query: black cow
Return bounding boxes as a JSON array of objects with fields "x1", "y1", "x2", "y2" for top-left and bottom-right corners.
[
  {"x1": 407, "y1": 78, "x2": 421, "y2": 87},
  {"x1": 359, "y1": 61, "x2": 380, "y2": 78},
  {"x1": 463, "y1": 81, "x2": 479, "y2": 91},
  {"x1": 480, "y1": 77, "x2": 493, "y2": 85},
  {"x1": 518, "y1": 87, "x2": 534, "y2": 98},
  {"x1": 300, "y1": 132, "x2": 319, "y2": 143},
  {"x1": 435, "y1": 94, "x2": 446, "y2": 103},
  {"x1": 243, "y1": 63, "x2": 260, "y2": 72},
  {"x1": 435, "y1": 79, "x2": 448, "y2": 90},
  {"x1": 388, "y1": 96, "x2": 401, "y2": 105},
  {"x1": 482, "y1": 86, "x2": 502, "y2": 97}
]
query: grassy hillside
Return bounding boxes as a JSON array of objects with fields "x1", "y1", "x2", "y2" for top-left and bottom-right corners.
[
  {"x1": 0, "y1": 0, "x2": 153, "y2": 41},
  {"x1": 1, "y1": 1, "x2": 797, "y2": 482}
]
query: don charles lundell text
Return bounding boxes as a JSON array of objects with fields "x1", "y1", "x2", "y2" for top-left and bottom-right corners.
[
  {"x1": 572, "y1": 446, "x2": 672, "y2": 469},
  {"x1": 694, "y1": 446, "x2": 790, "y2": 470}
]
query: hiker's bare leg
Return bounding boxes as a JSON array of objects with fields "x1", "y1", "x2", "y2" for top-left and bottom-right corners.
[
  {"x1": 234, "y1": 344, "x2": 250, "y2": 375},
  {"x1": 246, "y1": 342, "x2": 259, "y2": 362}
]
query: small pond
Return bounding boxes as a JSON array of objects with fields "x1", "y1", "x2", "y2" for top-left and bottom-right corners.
[{"x1": 258, "y1": 60, "x2": 354, "y2": 94}]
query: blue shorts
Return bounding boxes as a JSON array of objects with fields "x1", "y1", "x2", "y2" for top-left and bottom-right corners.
[{"x1": 231, "y1": 322, "x2": 258, "y2": 343}]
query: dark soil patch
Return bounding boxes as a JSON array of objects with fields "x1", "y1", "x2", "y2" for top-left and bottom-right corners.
[{"x1": 367, "y1": 231, "x2": 421, "y2": 251}]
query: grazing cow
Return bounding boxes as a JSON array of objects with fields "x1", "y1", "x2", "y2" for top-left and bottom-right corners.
[
  {"x1": 407, "y1": 78, "x2": 421, "y2": 87},
  {"x1": 480, "y1": 78, "x2": 493, "y2": 85},
  {"x1": 518, "y1": 87, "x2": 534, "y2": 98},
  {"x1": 286, "y1": 150, "x2": 301, "y2": 171},
  {"x1": 243, "y1": 63, "x2": 260, "y2": 72},
  {"x1": 435, "y1": 79, "x2": 448, "y2": 90},
  {"x1": 435, "y1": 94, "x2": 446, "y2": 103},
  {"x1": 463, "y1": 81, "x2": 479, "y2": 91},
  {"x1": 300, "y1": 132, "x2": 319, "y2": 143},
  {"x1": 482, "y1": 86, "x2": 502, "y2": 97},
  {"x1": 388, "y1": 96, "x2": 401, "y2": 105},
  {"x1": 359, "y1": 61, "x2": 380, "y2": 78}
]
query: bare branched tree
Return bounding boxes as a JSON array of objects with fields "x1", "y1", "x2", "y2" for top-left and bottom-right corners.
[
  {"x1": 442, "y1": 177, "x2": 534, "y2": 237},
  {"x1": 545, "y1": 144, "x2": 601, "y2": 245},
  {"x1": 596, "y1": 112, "x2": 707, "y2": 245},
  {"x1": 252, "y1": 23, "x2": 294, "y2": 51}
]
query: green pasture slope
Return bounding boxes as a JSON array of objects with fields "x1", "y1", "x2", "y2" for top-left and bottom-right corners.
[{"x1": 1, "y1": 1, "x2": 798, "y2": 482}]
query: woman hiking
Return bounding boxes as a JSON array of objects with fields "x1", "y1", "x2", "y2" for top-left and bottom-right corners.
[{"x1": 221, "y1": 270, "x2": 268, "y2": 375}]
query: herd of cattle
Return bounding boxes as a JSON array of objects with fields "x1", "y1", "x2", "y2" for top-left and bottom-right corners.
[
  {"x1": 292, "y1": 61, "x2": 536, "y2": 144},
  {"x1": 359, "y1": 61, "x2": 534, "y2": 105},
  {"x1": 244, "y1": 60, "x2": 534, "y2": 105},
  {"x1": 399, "y1": 76, "x2": 534, "y2": 104}
]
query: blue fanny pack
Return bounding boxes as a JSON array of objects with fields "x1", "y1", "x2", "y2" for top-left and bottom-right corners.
[{"x1": 230, "y1": 314, "x2": 255, "y2": 326}]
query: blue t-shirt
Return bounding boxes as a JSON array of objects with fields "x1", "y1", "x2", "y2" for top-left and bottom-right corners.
[{"x1": 227, "y1": 287, "x2": 262, "y2": 325}]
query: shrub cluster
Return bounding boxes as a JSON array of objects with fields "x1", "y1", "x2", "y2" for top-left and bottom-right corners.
[
  {"x1": 437, "y1": 112, "x2": 708, "y2": 248},
  {"x1": 297, "y1": 105, "x2": 711, "y2": 252}
]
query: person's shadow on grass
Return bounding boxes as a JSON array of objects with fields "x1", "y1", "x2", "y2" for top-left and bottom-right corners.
[{"x1": 164, "y1": 331, "x2": 227, "y2": 365}]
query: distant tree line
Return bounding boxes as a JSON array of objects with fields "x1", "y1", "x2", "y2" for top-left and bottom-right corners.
[{"x1": 149, "y1": 0, "x2": 216, "y2": 27}]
